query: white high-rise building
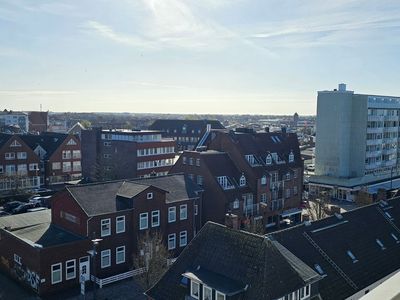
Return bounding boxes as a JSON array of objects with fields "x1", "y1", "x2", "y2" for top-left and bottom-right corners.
[{"x1": 310, "y1": 84, "x2": 400, "y2": 201}]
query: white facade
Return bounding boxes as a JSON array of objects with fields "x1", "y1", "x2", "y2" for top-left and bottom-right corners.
[{"x1": 312, "y1": 84, "x2": 400, "y2": 200}]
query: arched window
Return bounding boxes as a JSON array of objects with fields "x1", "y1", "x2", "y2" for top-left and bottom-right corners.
[
  {"x1": 289, "y1": 151, "x2": 294, "y2": 163},
  {"x1": 239, "y1": 174, "x2": 246, "y2": 186},
  {"x1": 261, "y1": 175, "x2": 267, "y2": 185},
  {"x1": 233, "y1": 199, "x2": 240, "y2": 209},
  {"x1": 266, "y1": 154, "x2": 272, "y2": 165}
]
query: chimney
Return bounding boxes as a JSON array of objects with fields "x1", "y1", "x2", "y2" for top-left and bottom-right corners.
[
  {"x1": 265, "y1": 127, "x2": 270, "y2": 132},
  {"x1": 281, "y1": 127, "x2": 287, "y2": 134}
]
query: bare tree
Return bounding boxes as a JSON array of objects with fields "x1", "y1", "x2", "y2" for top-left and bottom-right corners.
[
  {"x1": 307, "y1": 191, "x2": 329, "y2": 221},
  {"x1": 134, "y1": 231, "x2": 170, "y2": 290}
]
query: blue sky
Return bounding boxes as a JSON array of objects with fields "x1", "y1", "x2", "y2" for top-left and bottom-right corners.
[{"x1": 1, "y1": 0, "x2": 400, "y2": 115}]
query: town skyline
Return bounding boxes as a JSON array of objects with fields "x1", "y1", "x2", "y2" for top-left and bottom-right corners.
[{"x1": 1, "y1": 0, "x2": 400, "y2": 114}]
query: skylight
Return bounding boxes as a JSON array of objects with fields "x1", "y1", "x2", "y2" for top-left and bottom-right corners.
[
  {"x1": 314, "y1": 264, "x2": 325, "y2": 275},
  {"x1": 347, "y1": 250, "x2": 358, "y2": 263},
  {"x1": 376, "y1": 239, "x2": 386, "y2": 250},
  {"x1": 391, "y1": 233, "x2": 400, "y2": 243},
  {"x1": 385, "y1": 212, "x2": 394, "y2": 220}
]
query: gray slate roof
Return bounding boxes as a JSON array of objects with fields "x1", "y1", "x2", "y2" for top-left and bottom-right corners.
[
  {"x1": 66, "y1": 174, "x2": 202, "y2": 216},
  {"x1": 146, "y1": 222, "x2": 321, "y2": 300}
]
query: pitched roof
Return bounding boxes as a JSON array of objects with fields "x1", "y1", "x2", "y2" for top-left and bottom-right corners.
[
  {"x1": 149, "y1": 119, "x2": 225, "y2": 134},
  {"x1": 66, "y1": 174, "x2": 202, "y2": 216},
  {"x1": 20, "y1": 132, "x2": 69, "y2": 159},
  {"x1": 146, "y1": 222, "x2": 321, "y2": 300},
  {"x1": 271, "y1": 198, "x2": 400, "y2": 300}
]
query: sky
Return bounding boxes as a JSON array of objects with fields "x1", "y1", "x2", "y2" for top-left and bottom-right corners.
[{"x1": 1, "y1": 0, "x2": 400, "y2": 115}]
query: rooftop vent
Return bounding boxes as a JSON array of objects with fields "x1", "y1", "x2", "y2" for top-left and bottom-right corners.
[
  {"x1": 376, "y1": 239, "x2": 386, "y2": 250},
  {"x1": 347, "y1": 250, "x2": 358, "y2": 263},
  {"x1": 334, "y1": 213, "x2": 343, "y2": 220},
  {"x1": 391, "y1": 233, "x2": 400, "y2": 244}
]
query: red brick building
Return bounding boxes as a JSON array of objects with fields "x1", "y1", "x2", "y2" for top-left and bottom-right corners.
[
  {"x1": 21, "y1": 132, "x2": 82, "y2": 187},
  {"x1": 170, "y1": 128, "x2": 303, "y2": 231},
  {"x1": 0, "y1": 134, "x2": 40, "y2": 193},
  {"x1": 0, "y1": 174, "x2": 202, "y2": 296},
  {"x1": 81, "y1": 128, "x2": 176, "y2": 181}
]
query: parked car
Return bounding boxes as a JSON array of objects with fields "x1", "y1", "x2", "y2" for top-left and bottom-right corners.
[
  {"x1": 29, "y1": 195, "x2": 52, "y2": 207},
  {"x1": 12, "y1": 203, "x2": 35, "y2": 214},
  {"x1": 3, "y1": 201, "x2": 25, "y2": 213},
  {"x1": 0, "y1": 211, "x2": 10, "y2": 217},
  {"x1": 30, "y1": 188, "x2": 52, "y2": 194}
]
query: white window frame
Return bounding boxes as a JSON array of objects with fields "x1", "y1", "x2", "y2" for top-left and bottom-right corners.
[
  {"x1": 65, "y1": 259, "x2": 76, "y2": 280},
  {"x1": 261, "y1": 175, "x2": 267, "y2": 185},
  {"x1": 101, "y1": 218, "x2": 111, "y2": 237},
  {"x1": 233, "y1": 199, "x2": 240, "y2": 209},
  {"x1": 180, "y1": 204, "x2": 188, "y2": 220},
  {"x1": 139, "y1": 213, "x2": 148, "y2": 230},
  {"x1": 17, "y1": 152, "x2": 27, "y2": 160},
  {"x1": 168, "y1": 207, "x2": 176, "y2": 223},
  {"x1": 147, "y1": 192, "x2": 153, "y2": 199},
  {"x1": 194, "y1": 204, "x2": 198, "y2": 215},
  {"x1": 116, "y1": 246, "x2": 125, "y2": 264},
  {"x1": 116, "y1": 216, "x2": 125, "y2": 234},
  {"x1": 151, "y1": 210, "x2": 160, "y2": 227},
  {"x1": 203, "y1": 285, "x2": 212, "y2": 300},
  {"x1": 51, "y1": 263, "x2": 62, "y2": 284},
  {"x1": 216, "y1": 291, "x2": 226, "y2": 300},
  {"x1": 101, "y1": 249, "x2": 111, "y2": 268},
  {"x1": 14, "y1": 254, "x2": 21, "y2": 265},
  {"x1": 239, "y1": 175, "x2": 246, "y2": 186},
  {"x1": 179, "y1": 231, "x2": 187, "y2": 247},
  {"x1": 168, "y1": 233, "x2": 176, "y2": 250},
  {"x1": 191, "y1": 280, "x2": 200, "y2": 299}
]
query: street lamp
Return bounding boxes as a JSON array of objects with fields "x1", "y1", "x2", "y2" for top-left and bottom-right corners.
[{"x1": 87, "y1": 238, "x2": 102, "y2": 300}]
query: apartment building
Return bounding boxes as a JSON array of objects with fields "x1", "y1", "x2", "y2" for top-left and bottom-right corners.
[
  {"x1": 21, "y1": 132, "x2": 82, "y2": 186},
  {"x1": 311, "y1": 84, "x2": 400, "y2": 201},
  {"x1": 0, "y1": 174, "x2": 202, "y2": 296},
  {"x1": 149, "y1": 119, "x2": 225, "y2": 151},
  {"x1": 0, "y1": 134, "x2": 40, "y2": 193},
  {"x1": 81, "y1": 128, "x2": 176, "y2": 181},
  {"x1": 171, "y1": 128, "x2": 303, "y2": 230},
  {"x1": 0, "y1": 110, "x2": 29, "y2": 133}
]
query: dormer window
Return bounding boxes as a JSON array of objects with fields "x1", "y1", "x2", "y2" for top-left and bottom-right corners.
[
  {"x1": 183, "y1": 157, "x2": 187, "y2": 164},
  {"x1": 266, "y1": 154, "x2": 272, "y2": 165},
  {"x1": 239, "y1": 174, "x2": 246, "y2": 186},
  {"x1": 245, "y1": 154, "x2": 255, "y2": 165},
  {"x1": 10, "y1": 140, "x2": 21, "y2": 147},
  {"x1": 203, "y1": 285, "x2": 212, "y2": 300},
  {"x1": 191, "y1": 280, "x2": 200, "y2": 299},
  {"x1": 289, "y1": 151, "x2": 294, "y2": 163},
  {"x1": 261, "y1": 175, "x2": 267, "y2": 185}
]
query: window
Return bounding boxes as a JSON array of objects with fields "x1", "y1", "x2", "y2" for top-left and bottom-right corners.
[
  {"x1": 300, "y1": 285, "x2": 310, "y2": 299},
  {"x1": 191, "y1": 281, "x2": 200, "y2": 299},
  {"x1": 168, "y1": 207, "x2": 176, "y2": 223},
  {"x1": 67, "y1": 139, "x2": 77, "y2": 145},
  {"x1": 101, "y1": 219, "x2": 111, "y2": 237},
  {"x1": 286, "y1": 189, "x2": 291, "y2": 198},
  {"x1": 180, "y1": 231, "x2": 187, "y2": 247},
  {"x1": 183, "y1": 157, "x2": 187, "y2": 164},
  {"x1": 168, "y1": 233, "x2": 176, "y2": 250},
  {"x1": 116, "y1": 246, "x2": 125, "y2": 264},
  {"x1": 266, "y1": 154, "x2": 272, "y2": 165},
  {"x1": 261, "y1": 175, "x2": 267, "y2": 185},
  {"x1": 151, "y1": 210, "x2": 160, "y2": 227},
  {"x1": 216, "y1": 291, "x2": 226, "y2": 300},
  {"x1": 17, "y1": 152, "x2": 27, "y2": 159},
  {"x1": 101, "y1": 249, "x2": 111, "y2": 268},
  {"x1": 116, "y1": 216, "x2": 125, "y2": 233},
  {"x1": 62, "y1": 150, "x2": 71, "y2": 159},
  {"x1": 189, "y1": 158, "x2": 194, "y2": 165},
  {"x1": 62, "y1": 162, "x2": 71, "y2": 172},
  {"x1": 376, "y1": 239, "x2": 386, "y2": 250},
  {"x1": 72, "y1": 150, "x2": 81, "y2": 159},
  {"x1": 293, "y1": 186, "x2": 298, "y2": 195},
  {"x1": 147, "y1": 192, "x2": 153, "y2": 199},
  {"x1": 289, "y1": 151, "x2": 294, "y2": 163},
  {"x1": 0, "y1": 165, "x2": 3, "y2": 174},
  {"x1": 293, "y1": 170, "x2": 298, "y2": 178},
  {"x1": 285, "y1": 172, "x2": 291, "y2": 181},
  {"x1": 391, "y1": 233, "x2": 400, "y2": 243},
  {"x1": 52, "y1": 162, "x2": 61, "y2": 170},
  {"x1": 239, "y1": 175, "x2": 246, "y2": 186},
  {"x1": 73, "y1": 161, "x2": 81, "y2": 171},
  {"x1": 103, "y1": 154, "x2": 111, "y2": 159},
  {"x1": 347, "y1": 250, "x2": 358, "y2": 263},
  {"x1": 197, "y1": 175, "x2": 204, "y2": 186},
  {"x1": 65, "y1": 259, "x2": 76, "y2": 280},
  {"x1": 17, "y1": 164, "x2": 27, "y2": 175},
  {"x1": 194, "y1": 204, "x2": 198, "y2": 215},
  {"x1": 139, "y1": 213, "x2": 148, "y2": 230},
  {"x1": 104, "y1": 141, "x2": 111, "y2": 147},
  {"x1": 5, "y1": 164, "x2": 15, "y2": 175},
  {"x1": 261, "y1": 193, "x2": 267, "y2": 203},
  {"x1": 203, "y1": 285, "x2": 212, "y2": 300},
  {"x1": 10, "y1": 140, "x2": 21, "y2": 147},
  {"x1": 180, "y1": 204, "x2": 187, "y2": 220},
  {"x1": 196, "y1": 158, "x2": 200, "y2": 166},
  {"x1": 233, "y1": 199, "x2": 240, "y2": 209},
  {"x1": 51, "y1": 263, "x2": 62, "y2": 284},
  {"x1": 14, "y1": 254, "x2": 21, "y2": 265},
  {"x1": 5, "y1": 152, "x2": 15, "y2": 160}
]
